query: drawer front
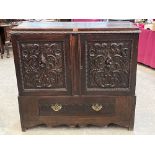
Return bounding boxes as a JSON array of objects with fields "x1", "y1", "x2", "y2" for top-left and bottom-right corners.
[
  {"x1": 38, "y1": 98, "x2": 116, "y2": 116},
  {"x1": 19, "y1": 96, "x2": 133, "y2": 130}
]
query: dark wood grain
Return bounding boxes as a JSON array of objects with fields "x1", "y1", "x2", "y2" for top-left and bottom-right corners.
[
  {"x1": 11, "y1": 21, "x2": 139, "y2": 131},
  {"x1": 80, "y1": 33, "x2": 138, "y2": 96},
  {"x1": 18, "y1": 95, "x2": 133, "y2": 131},
  {"x1": 11, "y1": 33, "x2": 72, "y2": 96}
]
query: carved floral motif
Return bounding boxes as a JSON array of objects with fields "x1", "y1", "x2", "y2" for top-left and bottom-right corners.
[
  {"x1": 86, "y1": 41, "x2": 131, "y2": 88},
  {"x1": 20, "y1": 42, "x2": 65, "y2": 89}
]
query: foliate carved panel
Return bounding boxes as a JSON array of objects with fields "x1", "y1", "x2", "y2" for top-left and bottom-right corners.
[
  {"x1": 19, "y1": 41, "x2": 66, "y2": 89},
  {"x1": 86, "y1": 41, "x2": 132, "y2": 89}
]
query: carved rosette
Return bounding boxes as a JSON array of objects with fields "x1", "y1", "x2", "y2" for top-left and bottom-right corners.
[
  {"x1": 86, "y1": 41, "x2": 131, "y2": 88},
  {"x1": 19, "y1": 41, "x2": 66, "y2": 89}
]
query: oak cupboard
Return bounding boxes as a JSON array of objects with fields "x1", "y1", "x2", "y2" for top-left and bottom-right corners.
[{"x1": 11, "y1": 21, "x2": 139, "y2": 131}]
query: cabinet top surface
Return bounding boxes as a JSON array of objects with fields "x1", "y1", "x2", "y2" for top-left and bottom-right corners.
[{"x1": 12, "y1": 21, "x2": 139, "y2": 32}]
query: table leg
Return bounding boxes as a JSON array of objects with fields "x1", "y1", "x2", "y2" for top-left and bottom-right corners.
[
  {"x1": 5, "y1": 43, "x2": 10, "y2": 58},
  {"x1": 1, "y1": 44, "x2": 4, "y2": 59}
]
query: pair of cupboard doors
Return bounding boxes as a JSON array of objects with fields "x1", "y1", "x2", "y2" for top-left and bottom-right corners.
[{"x1": 12, "y1": 32, "x2": 138, "y2": 97}]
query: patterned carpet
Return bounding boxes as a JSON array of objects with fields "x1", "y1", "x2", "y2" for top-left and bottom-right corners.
[{"x1": 0, "y1": 50, "x2": 155, "y2": 134}]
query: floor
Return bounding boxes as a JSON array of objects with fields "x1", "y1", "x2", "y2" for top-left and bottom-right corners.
[{"x1": 0, "y1": 51, "x2": 155, "y2": 135}]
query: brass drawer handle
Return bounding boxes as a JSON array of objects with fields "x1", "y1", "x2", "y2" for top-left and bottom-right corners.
[
  {"x1": 92, "y1": 103, "x2": 103, "y2": 112},
  {"x1": 51, "y1": 103, "x2": 62, "y2": 112}
]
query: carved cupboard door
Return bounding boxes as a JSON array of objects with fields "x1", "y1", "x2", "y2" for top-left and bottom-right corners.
[
  {"x1": 80, "y1": 34, "x2": 138, "y2": 96},
  {"x1": 12, "y1": 33, "x2": 72, "y2": 96}
]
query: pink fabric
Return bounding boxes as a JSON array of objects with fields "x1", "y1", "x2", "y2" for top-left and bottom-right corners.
[
  {"x1": 135, "y1": 23, "x2": 144, "y2": 29},
  {"x1": 72, "y1": 19, "x2": 102, "y2": 22},
  {"x1": 138, "y1": 28, "x2": 155, "y2": 68}
]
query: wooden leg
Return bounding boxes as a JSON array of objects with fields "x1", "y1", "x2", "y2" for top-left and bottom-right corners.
[
  {"x1": 128, "y1": 96, "x2": 136, "y2": 131},
  {"x1": 0, "y1": 48, "x2": 2, "y2": 58},
  {"x1": 21, "y1": 126, "x2": 26, "y2": 132},
  {"x1": 0, "y1": 38, "x2": 2, "y2": 59},
  {"x1": 1, "y1": 45, "x2": 4, "y2": 59},
  {"x1": 128, "y1": 124, "x2": 134, "y2": 131},
  {"x1": 5, "y1": 44, "x2": 10, "y2": 58},
  {"x1": 0, "y1": 48, "x2": 3, "y2": 59}
]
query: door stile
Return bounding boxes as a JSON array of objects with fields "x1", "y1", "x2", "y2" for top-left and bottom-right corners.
[{"x1": 70, "y1": 34, "x2": 80, "y2": 95}]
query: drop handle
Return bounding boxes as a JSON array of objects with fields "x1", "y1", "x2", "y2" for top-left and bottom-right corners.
[
  {"x1": 91, "y1": 104, "x2": 103, "y2": 112},
  {"x1": 51, "y1": 103, "x2": 62, "y2": 112}
]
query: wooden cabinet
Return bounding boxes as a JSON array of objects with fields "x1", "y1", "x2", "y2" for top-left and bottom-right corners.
[{"x1": 11, "y1": 21, "x2": 139, "y2": 131}]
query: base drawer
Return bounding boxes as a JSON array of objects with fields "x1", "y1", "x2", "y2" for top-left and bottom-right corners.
[
  {"x1": 18, "y1": 96, "x2": 136, "y2": 131},
  {"x1": 38, "y1": 99, "x2": 115, "y2": 116}
]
